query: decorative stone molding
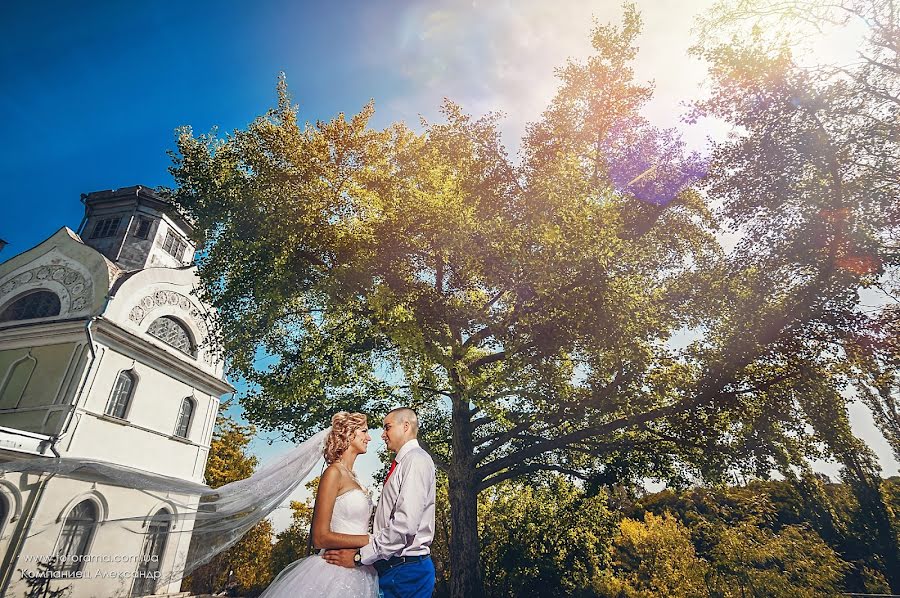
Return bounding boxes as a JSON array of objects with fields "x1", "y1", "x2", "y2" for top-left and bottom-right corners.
[
  {"x1": 55, "y1": 492, "x2": 109, "y2": 524},
  {"x1": 128, "y1": 290, "x2": 208, "y2": 337},
  {"x1": 0, "y1": 263, "x2": 93, "y2": 315},
  {"x1": 128, "y1": 290, "x2": 216, "y2": 363}
]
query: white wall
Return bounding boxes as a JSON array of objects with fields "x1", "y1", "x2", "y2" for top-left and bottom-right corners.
[
  {"x1": 2, "y1": 473, "x2": 200, "y2": 598},
  {"x1": 64, "y1": 344, "x2": 216, "y2": 483}
]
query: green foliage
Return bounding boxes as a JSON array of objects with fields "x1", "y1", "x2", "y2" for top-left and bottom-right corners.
[
  {"x1": 631, "y1": 477, "x2": 900, "y2": 595},
  {"x1": 431, "y1": 475, "x2": 452, "y2": 592},
  {"x1": 227, "y1": 519, "x2": 275, "y2": 594},
  {"x1": 461, "y1": 476, "x2": 882, "y2": 597},
  {"x1": 595, "y1": 510, "x2": 847, "y2": 598},
  {"x1": 270, "y1": 479, "x2": 318, "y2": 576},
  {"x1": 708, "y1": 522, "x2": 847, "y2": 597},
  {"x1": 166, "y1": 5, "x2": 725, "y2": 485},
  {"x1": 477, "y1": 476, "x2": 617, "y2": 597},
  {"x1": 790, "y1": 472, "x2": 897, "y2": 593},
  {"x1": 203, "y1": 398, "x2": 258, "y2": 488},
  {"x1": 689, "y1": 0, "x2": 900, "y2": 589}
]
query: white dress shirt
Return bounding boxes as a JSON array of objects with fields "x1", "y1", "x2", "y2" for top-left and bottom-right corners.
[{"x1": 359, "y1": 438, "x2": 436, "y2": 565}]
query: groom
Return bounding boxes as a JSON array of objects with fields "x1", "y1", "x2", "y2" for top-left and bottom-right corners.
[{"x1": 324, "y1": 407, "x2": 437, "y2": 598}]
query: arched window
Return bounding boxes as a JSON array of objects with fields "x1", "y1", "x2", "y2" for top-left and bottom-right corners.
[
  {"x1": 147, "y1": 316, "x2": 195, "y2": 356},
  {"x1": 174, "y1": 398, "x2": 194, "y2": 438},
  {"x1": 0, "y1": 290, "x2": 61, "y2": 323},
  {"x1": 106, "y1": 371, "x2": 136, "y2": 419},
  {"x1": 131, "y1": 509, "x2": 170, "y2": 596},
  {"x1": 55, "y1": 500, "x2": 97, "y2": 573}
]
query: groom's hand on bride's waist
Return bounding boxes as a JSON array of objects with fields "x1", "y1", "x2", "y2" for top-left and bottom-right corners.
[{"x1": 323, "y1": 548, "x2": 356, "y2": 569}]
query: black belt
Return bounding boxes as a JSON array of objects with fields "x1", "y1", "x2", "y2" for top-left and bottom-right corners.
[{"x1": 372, "y1": 554, "x2": 429, "y2": 574}]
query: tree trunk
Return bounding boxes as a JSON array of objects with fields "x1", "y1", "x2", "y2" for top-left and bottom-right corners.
[
  {"x1": 448, "y1": 467, "x2": 484, "y2": 598},
  {"x1": 447, "y1": 390, "x2": 485, "y2": 598}
]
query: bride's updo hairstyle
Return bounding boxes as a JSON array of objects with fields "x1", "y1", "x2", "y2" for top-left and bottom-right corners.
[{"x1": 324, "y1": 411, "x2": 368, "y2": 464}]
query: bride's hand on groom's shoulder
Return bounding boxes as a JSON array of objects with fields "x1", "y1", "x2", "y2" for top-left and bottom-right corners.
[{"x1": 323, "y1": 548, "x2": 356, "y2": 569}]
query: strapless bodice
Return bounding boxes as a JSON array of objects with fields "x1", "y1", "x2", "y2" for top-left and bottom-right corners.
[{"x1": 330, "y1": 488, "x2": 373, "y2": 535}]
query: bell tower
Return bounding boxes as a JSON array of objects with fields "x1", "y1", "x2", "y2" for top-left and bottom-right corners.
[{"x1": 79, "y1": 185, "x2": 196, "y2": 271}]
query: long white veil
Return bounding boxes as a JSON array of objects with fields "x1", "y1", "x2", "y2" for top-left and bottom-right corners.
[{"x1": 0, "y1": 426, "x2": 331, "y2": 589}]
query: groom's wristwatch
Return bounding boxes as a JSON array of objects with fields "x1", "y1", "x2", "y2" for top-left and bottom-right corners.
[{"x1": 353, "y1": 550, "x2": 362, "y2": 567}]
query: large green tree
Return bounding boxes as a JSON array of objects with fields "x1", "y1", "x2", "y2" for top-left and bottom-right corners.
[{"x1": 167, "y1": 3, "x2": 895, "y2": 594}]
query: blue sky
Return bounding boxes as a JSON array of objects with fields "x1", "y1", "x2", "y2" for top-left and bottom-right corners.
[
  {"x1": 1, "y1": 1, "x2": 895, "y2": 532},
  {"x1": 0, "y1": 1, "x2": 405, "y2": 238}
]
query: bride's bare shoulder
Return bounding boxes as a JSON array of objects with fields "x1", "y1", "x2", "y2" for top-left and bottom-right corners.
[
  {"x1": 321, "y1": 463, "x2": 354, "y2": 492},
  {"x1": 319, "y1": 464, "x2": 342, "y2": 488}
]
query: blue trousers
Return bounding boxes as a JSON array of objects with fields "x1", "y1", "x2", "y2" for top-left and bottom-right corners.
[{"x1": 378, "y1": 556, "x2": 435, "y2": 598}]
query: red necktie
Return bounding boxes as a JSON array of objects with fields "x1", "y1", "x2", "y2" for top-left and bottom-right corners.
[{"x1": 384, "y1": 460, "x2": 398, "y2": 485}]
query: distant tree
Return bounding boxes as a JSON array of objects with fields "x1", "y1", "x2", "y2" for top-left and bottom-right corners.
[
  {"x1": 708, "y1": 522, "x2": 847, "y2": 597},
  {"x1": 601, "y1": 495, "x2": 847, "y2": 597},
  {"x1": 184, "y1": 400, "x2": 273, "y2": 595},
  {"x1": 270, "y1": 477, "x2": 318, "y2": 579},
  {"x1": 594, "y1": 512, "x2": 708, "y2": 598},
  {"x1": 228, "y1": 518, "x2": 275, "y2": 595},
  {"x1": 475, "y1": 475, "x2": 617, "y2": 597},
  {"x1": 270, "y1": 500, "x2": 311, "y2": 575},
  {"x1": 635, "y1": 477, "x2": 891, "y2": 594},
  {"x1": 203, "y1": 398, "x2": 258, "y2": 487}
]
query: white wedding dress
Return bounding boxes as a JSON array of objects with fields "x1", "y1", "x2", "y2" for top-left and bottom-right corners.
[{"x1": 259, "y1": 487, "x2": 379, "y2": 597}]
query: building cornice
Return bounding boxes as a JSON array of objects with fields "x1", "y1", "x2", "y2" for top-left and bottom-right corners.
[
  {"x1": 0, "y1": 318, "x2": 89, "y2": 348},
  {"x1": 90, "y1": 411, "x2": 207, "y2": 450},
  {"x1": 0, "y1": 425, "x2": 52, "y2": 457},
  {"x1": 0, "y1": 317, "x2": 235, "y2": 396}
]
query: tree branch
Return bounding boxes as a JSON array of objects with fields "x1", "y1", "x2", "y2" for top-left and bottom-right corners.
[
  {"x1": 473, "y1": 369, "x2": 631, "y2": 462},
  {"x1": 474, "y1": 421, "x2": 534, "y2": 461},
  {"x1": 476, "y1": 397, "x2": 702, "y2": 480},
  {"x1": 396, "y1": 384, "x2": 455, "y2": 399},
  {"x1": 479, "y1": 463, "x2": 590, "y2": 492},
  {"x1": 471, "y1": 415, "x2": 495, "y2": 428},
  {"x1": 462, "y1": 325, "x2": 499, "y2": 351},
  {"x1": 467, "y1": 351, "x2": 507, "y2": 372}
]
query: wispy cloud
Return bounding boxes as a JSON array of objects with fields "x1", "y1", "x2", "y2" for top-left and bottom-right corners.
[{"x1": 360, "y1": 0, "x2": 727, "y2": 153}]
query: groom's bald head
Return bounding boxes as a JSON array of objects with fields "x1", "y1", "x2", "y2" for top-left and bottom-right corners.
[
  {"x1": 382, "y1": 407, "x2": 419, "y2": 452},
  {"x1": 386, "y1": 407, "x2": 419, "y2": 435}
]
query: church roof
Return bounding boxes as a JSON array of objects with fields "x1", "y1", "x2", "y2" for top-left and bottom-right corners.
[{"x1": 52, "y1": 226, "x2": 127, "y2": 291}]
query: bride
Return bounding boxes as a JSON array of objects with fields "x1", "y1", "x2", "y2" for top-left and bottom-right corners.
[{"x1": 259, "y1": 411, "x2": 379, "y2": 597}]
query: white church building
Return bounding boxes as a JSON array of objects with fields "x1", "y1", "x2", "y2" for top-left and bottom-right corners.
[{"x1": 0, "y1": 186, "x2": 234, "y2": 597}]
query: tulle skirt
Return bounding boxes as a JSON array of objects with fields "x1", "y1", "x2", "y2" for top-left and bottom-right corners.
[{"x1": 259, "y1": 551, "x2": 379, "y2": 598}]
